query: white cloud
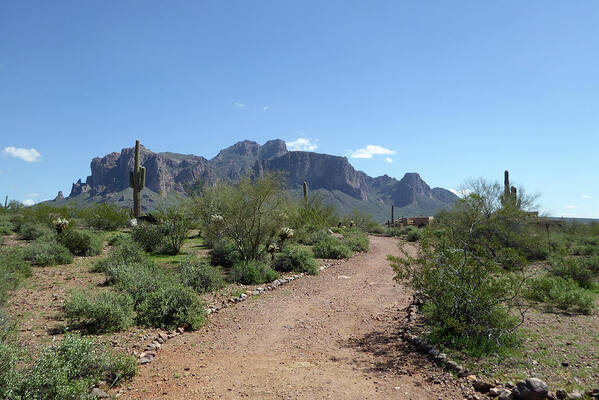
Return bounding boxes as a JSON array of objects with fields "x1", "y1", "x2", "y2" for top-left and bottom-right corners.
[
  {"x1": 385, "y1": 157, "x2": 393, "y2": 163},
  {"x1": 263, "y1": 106, "x2": 269, "y2": 111},
  {"x1": 22, "y1": 199, "x2": 35, "y2": 206},
  {"x1": 350, "y1": 145, "x2": 396, "y2": 159},
  {"x1": 449, "y1": 188, "x2": 473, "y2": 198},
  {"x1": 25, "y1": 193, "x2": 40, "y2": 197},
  {"x1": 233, "y1": 102, "x2": 247, "y2": 108},
  {"x1": 3, "y1": 146, "x2": 42, "y2": 162},
  {"x1": 582, "y1": 195, "x2": 591, "y2": 199},
  {"x1": 286, "y1": 137, "x2": 318, "y2": 151},
  {"x1": 565, "y1": 204, "x2": 577, "y2": 209}
]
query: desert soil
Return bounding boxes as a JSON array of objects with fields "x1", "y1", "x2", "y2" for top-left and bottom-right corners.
[{"x1": 120, "y1": 236, "x2": 474, "y2": 400}]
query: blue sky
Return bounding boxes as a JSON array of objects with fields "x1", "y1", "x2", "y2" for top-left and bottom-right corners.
[{"x1": 1, "y1": 1, "x2": 597, "y2": 217}]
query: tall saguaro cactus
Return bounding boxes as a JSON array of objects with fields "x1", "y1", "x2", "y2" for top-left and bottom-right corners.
[
  {"x1": 391, "y1": 205, "x2": 395, "y2": 226},
  {"x1": 502, "y1": 170, "x2": 520, "y2": 208},
  {"x1": 129, "y1": 140, "x2": 146, "y2": 218},
  {"x1": 303, "y1": 181, "x2": 308, "y2": 203}
]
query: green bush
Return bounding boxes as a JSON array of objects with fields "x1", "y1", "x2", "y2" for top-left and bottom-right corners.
[
  {"x1": 106, "y1": 262, "x2": 165, "y2": 305},
  {"x1": 550, "y1": 256, "x2": 595, "y2": 289},
  {"x1": 210, "y1": 240, "x2": 242, "y2": 268},
  {"x1": 312, "y1": 236, "x2": 353, "y2": 259},
  {"x1": 92, "y1": 238, "x2": 146, "y2": 273},
  {"x1": 273, "y1": 245, "x2": 318, "y2": 275},
  {"x1": 0, "y1": 341, "x2": 21, "y2": 399},
  {"x1": 24, "y1": 237, "x2": 73, "y2": 266},
  {"x1": 527, "y1": 276, "x2": 595, "y2": 314},
  {"x1": 229, "y1": 260, "x2": 279, "y2": 285},
  {"x1": 18, "y1": 222, "x2": 54, "y2": 240},
  {"x1": 136, "y1": 285, "x2": 205, "y2": 330},
  {"x1": 80, "y1": 203, "x2": 130, "y2": 230},
  {"x1": 406, "y1": 229, "x2": 421, "y2": 242},
  {"x1": 158, "y1": 208, "x2": 193, "y2": 255},
  {"x1": 64, "y1": 290, "x2": 134, "y2": 333},
  {"x1": 108, "y1": 232, "x2": 132, "y2": 246},
  {"x1": 495, "y1": 247, "x2": 527, "y2": 271},
  {"x1": 179, "y1": 258, "x2": 225, "y2": 293},
  {"x1": 295, "y1": 227, "x2": 329, "y2": 246},
  {"x1": 19, "y1": 333, "x2": 136, "y2": 400},
  {"x1": 0, "y1": 216, "x2": 13, "y2": 235},
  {"x1": 57, "y1": 229, "x2": 103, "y2": 256},
  {"x1": 343, "y1": 230, "x2": 370, "y2": 252},
  {"x1": 131, "y1": 223, "x2": 165, "y2": 252},
  {"x1": 0, "y1": 247, "x2": 32, "y2": 304},
  {"x1": 571, "y1": 244, "x2": 598, "y2": 256},
  {"x1": 580, "y1": 255, "x2": 599, "y2": 274}
]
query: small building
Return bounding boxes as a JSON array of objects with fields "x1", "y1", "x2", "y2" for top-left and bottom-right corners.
[{"x1": 387, "y1": 216, "x2": 434, "y2": 228}]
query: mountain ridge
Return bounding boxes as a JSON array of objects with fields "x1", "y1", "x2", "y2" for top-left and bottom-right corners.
[{"x1": 61, "y1": 139, "x2": 457, "y2": 221}]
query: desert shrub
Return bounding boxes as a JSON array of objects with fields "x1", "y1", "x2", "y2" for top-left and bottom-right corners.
[
  {"x1": 193, "y1": 173, "x2": 288, "y2": 262},
  {"x1": 210, "y1": 240, "x2": 242, "y2": 268},
  {"x1": 24, "y1": 237, "x2": 73, "y2": 266},
  {"x1": 131, "y1": 223, "x2": 165, "y2": 252},
  {"x1": 406, "y1": 229, "x2": 421, "y2": 242},
  {"x1": 550, "y1": 256, "x2": 595, "y2": 289},
  {"x1": 288, "y1": 193, "x2": 338, "y2": 233},
  {"x1": 179, "y1": 258, "x2": 225, "y2": 293},
  {"x1": 136, "y1": 285, "x2": 205, "y2": 330},
  {"x1": 571, "y1": 244, "x2": 598, "y2": 256},
  {"x1": 108, "y1": 232, "x2": 131, "y2": 246},
  {"x1": 580, "y1": 255, "x2": 599, "y2": 274},
  {"x1": 80, "y1": 203, "x2": 130, "y2": 230},
  {"x1": 367, "y1": 224, "x2": 385, "y2": 234},
  {"x1": 92, "y1": 238, "x2": 145, "y2": 273},
  {"x1": 273, "y1": 245, "x2": 318, "y2": 275},
  {"x1": 343, "y1": 230, "x2": 370, "y2": 252},
  {"x1": 64, "y1": 290, "x2": 134, "y2": 333},
  {"x1": 57, "y1": 229, "x2": 103, "y2": 256},
  {"x1": 527, "y1": 276, "x2": 595, "y2": 314},
  {"x1": 158, "y1": 207, "x2": 193, "y2": 255},
  {"x1": 312, "y1": 236, "x2": 353, "y2": 259},
  {"x1": 0, "y1": 341, "x2": 21, "y2": 399},
  {"x1": 295, "y1": 227, "x2": 329, "y2": 246},
  {"x1": 0, "y1": 216, "x2": 13, "y2": 235},
  {"x1": 495, "y1": 247, "x2": 527, "y2": 271},
  {"x1": 229, "y1": 260, "x2": 279, "y2": 285},
  {"x1": 106, "y1": 262, "x2": 165, "y2": 305},
  {"x1": 19, "y1": 333, "x2": 136, "y2": 400},
  {"x1": 18, "y1": 222, "x2": 54, "y2": 240},
  {"x1": 0, "y1": 247, "x2": 32, "y2": 304}
]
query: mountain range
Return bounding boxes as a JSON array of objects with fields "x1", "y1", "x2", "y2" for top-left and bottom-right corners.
[{"x1": 56, "y1": 139, "x2": 458, "y2": 221}]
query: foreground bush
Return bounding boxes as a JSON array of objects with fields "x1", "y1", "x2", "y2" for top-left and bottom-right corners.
[
  {"x1": 158, "y1": 207, "x2": 193, "y2": 255},
  {"x1": 131, "y1": 223, "x2": 165, "y2": 252},
  {"x1": 0, "y1": 247, "x2": 32, "y2": 304},
  {"x1": 92, "y1": 237, "x2": 146, "y2": 273},
  {"x1": 210, "y1": 240, "x2": 242, "y2": 268},
  {"x1": 527, "y1": 275, "x2": 595, "y2": 314},
  {"x1": 80, "y1": 203, "x2": 130, "y2": 230},
  {"x1": 550, "y1": 256, "x2": 596, "y2": 289},
  {"x1": 18, "y1": 222, "x2": 54, "y2": 241},
  {"x1": 58, "y1": 229, "x2": 103, "y2": 256},
  {"x1": 64, "y1": 290, "x2": 134, "y2": 333},
  {"x1": 312, "y1": 236, "x2": 353, "y2": 259},
  {"x1": 19, "y1": 333, "x2": 136, "y2": 400},
  {"x1": 229, "y1": 260, "x2": 279, "y2": 285},
  {"x1": 273, "y1": 245, "x2": 318, "y2": 275},
  {"x1": 0, "y1": 216, "x2": 13, "y2": 235},
  {"x1": 103, "y1": 260, "x2": 207, "y2": 330},
  {"x1": 294, "y1": 227, "x2": 329, "y2": 246},
  {"x1": 136, "y1": 285, "x2": 206, "y2": 330},
  {"x1": 24, "y1": 237, "x2": 73, "y2": 266},
  {"x1": 179, "y1": 258, "x2": 225, "y2": 293},
  {"x1": 342, "y1": 230, "x2": 370, "y2": 252}
]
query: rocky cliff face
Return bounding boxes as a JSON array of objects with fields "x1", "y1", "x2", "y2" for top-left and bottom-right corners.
[{"x1": 67, "y1": 139, "x2": 458, "y2": 218}]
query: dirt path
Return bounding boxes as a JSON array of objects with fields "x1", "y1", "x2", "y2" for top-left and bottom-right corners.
[{"x1": 121, "y1": 236, "x2": 471, "y2": 400}]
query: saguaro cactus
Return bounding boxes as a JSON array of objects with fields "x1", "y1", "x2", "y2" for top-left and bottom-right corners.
[
  {"x1": 129, "y1": 140, "x2": 146, "y2": 218},
  {"x1": 391, "y1": 205, "x2": 395, "y2": 227},
  {"x1": 303, "y1": 181, "x2": 308, "y2": 203},
  {"x1": 503, "y1": 170, "x2": 520, "y2": 208}
]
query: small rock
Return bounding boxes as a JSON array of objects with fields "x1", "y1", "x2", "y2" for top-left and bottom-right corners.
[
  {"x1": 176, "y1": 327, "x2": 185, "y2": 334},
  {"x1": 512, "y1": 378, "x2": 548, "y2": 400},
  {"x1": 499, "y1": 390, "x2": 513, "y2": 400},
  {"x1": 567, "y1": 391, "x2": 582, "y2": 400},
  {"x1": 473, "y1": 379, "x2": 493, "y2": 393},
  {"x1": 489, "y1": 387, "x2": 502, "y2": 397},
  {"x1": 139, "y1": 357, "x2": 151, "y2": 365},
  {"x1": 91, "y1": 387, "x2": 109, "y2": 398},
  {"x1": 159, "y1": 332, "x2": 168, "y2": 342}
]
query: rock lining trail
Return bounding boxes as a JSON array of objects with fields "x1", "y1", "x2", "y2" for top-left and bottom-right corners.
[{"x1": 120, "y1": 236, "x2": 471, "y2": 399}]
